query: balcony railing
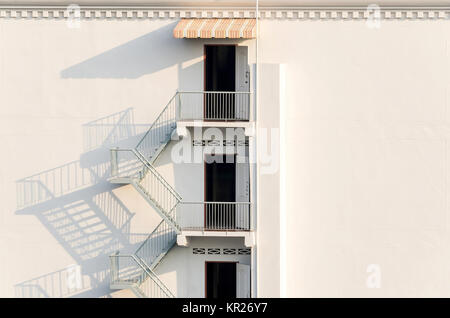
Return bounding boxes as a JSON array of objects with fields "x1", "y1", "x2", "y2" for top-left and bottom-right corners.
[
  {"x1": 177, "y1": 202, "x2": 251, "y2": 231},
  {"x1": 177, "y1": 91, "x2": 250, "y2": 121}
]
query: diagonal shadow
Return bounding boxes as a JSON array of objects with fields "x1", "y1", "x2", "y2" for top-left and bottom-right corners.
[
  {"x1": 17, "y1": 20, "x2": 206, "y2": 295},
  {"x1": 14, "y1": 109, "x2": 152, "y2": 298},
  {"x1": 60, "y1": 22, "x2": 198, "y2": 79},
  {"x1": 83, "y1": 107, "x2": 136, "y2": 152}
]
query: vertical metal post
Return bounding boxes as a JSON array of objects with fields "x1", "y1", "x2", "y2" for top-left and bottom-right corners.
[{"x1": 176, "y1": 91, "x2": 181, "y2": 121}]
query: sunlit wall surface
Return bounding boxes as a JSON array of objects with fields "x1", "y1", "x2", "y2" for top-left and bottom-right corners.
[{"x1": 258, "y1": 17, "x2": 450, "y2": 297}]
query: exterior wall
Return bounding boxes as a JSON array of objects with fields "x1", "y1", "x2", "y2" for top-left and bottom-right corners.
[
  {"x1": 259, "y1": 18, "x2": 450, "y2": 297},
  {"x1": 5, "y1": 2, "x2": 450, "y2": 299},
  {"x1": 155, "y1": 237, "x2": 251, "y2": 298},
  {"x1": 156, "y1": 129, "x2": 251, "y2": 297},
  {"x1": 157, "y1": 127, "x2": 249, "y2": 200},
  {"x1": 256, "y1": 64, "x2": 281, "y2": 297},
  {"x1": 0, "y1": 16, "x2": 254, "y2": 298},
  {"x1": 1, "y1": 18, "x2": 188, "y2": 298}
]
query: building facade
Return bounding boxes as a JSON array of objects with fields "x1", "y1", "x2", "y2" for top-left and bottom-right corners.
[{"x1": 3, "y1": 0, "x2": 450, "y2": 297}]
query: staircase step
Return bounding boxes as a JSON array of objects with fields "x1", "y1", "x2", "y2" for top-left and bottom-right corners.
[
  {"x1": 111, "y1": 112, "x2": 180, "y2": 298},
  {"x1": 150, "y1": 239, "x2": 176, "y2": 271}
]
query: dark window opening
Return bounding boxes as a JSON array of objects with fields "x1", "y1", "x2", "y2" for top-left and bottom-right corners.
[
  {"x1": 205, "y1": 154, "x2": 236, "y2": 230},
  {"x1": 204, "y1": 45, "x2": 236, "y2": 119},
  {"x1": 205, "y1": 45, "x2": 235, "y2": 92},
  {"x1": 206, "y1": 262, "x2": 237, "y2": 298}
]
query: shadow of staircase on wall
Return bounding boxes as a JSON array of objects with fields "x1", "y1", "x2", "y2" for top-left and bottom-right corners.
[{"x1": 14, "y1": 109, "x2": 151, "y2": 298}]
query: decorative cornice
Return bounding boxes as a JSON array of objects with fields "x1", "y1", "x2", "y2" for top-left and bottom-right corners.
[{"x1": 1, "y1": 6, "x2": 450, "y2": 20}]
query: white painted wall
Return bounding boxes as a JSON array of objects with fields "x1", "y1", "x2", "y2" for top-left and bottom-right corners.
[
  {"x1": 256, "y1": 64, "x2": 281, "y2": 297},
  {"x1": 8, "y1": 6, "x2": 449, "y2": 299},
  {"x1": 0, "y1": 16, "x2": 256, "y2": 297},
  {"x1": 155, "y1": 237, "x2": 251, "y2": 298},
  {"x1": 0, "y1": 18, "x2": 193, "y2": 298},
  {"x1": 258, "y1": 19, "x2": 450, "y2": 297}
]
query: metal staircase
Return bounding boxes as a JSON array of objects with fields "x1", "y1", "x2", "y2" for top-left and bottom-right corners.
[
  {"x1": 109, "y1": 93, "x2": 181, "y2": 298},
  {"x1": 108, "y1": 90, "x2": 252, "y2": 297}
]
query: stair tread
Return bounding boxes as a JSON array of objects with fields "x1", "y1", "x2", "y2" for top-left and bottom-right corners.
[{"x1": 111, "y1": 122, "x2": 179, "y2": 298}]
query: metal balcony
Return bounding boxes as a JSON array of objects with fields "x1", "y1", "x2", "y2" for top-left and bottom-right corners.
[
  {"x1": 177, "y1": 202, "x2": 251, "y2": 232},
  {"x1": 176, "y1": 91, "x2": 251, "y2": 122}
]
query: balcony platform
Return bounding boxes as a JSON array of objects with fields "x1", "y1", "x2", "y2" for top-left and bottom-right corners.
[
  {"x1": 177, "y1": 230, "x2": 255, "y2": 247},
  {"x1": 176, "y1": 120, "x2": 255, "y2": 136}
]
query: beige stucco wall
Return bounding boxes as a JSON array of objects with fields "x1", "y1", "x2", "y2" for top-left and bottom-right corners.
[
  {"x1": 4, "y1": 6, "x2": 450, "y2": 298},
  {"x1": 259, "y1": 18, "x2": 450, "y2": 297},
  {"x1": 0, "y1": 18, "x2": 189, "y2": 297},
  {"x1": 0, "y1": 16, "x2": 254, "y2": 297},
  {"x1": 156, "y1": 237, "x2": 251, "y2": 298}
]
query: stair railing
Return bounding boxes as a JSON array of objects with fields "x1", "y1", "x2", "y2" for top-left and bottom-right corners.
[
  {"x1": 110, "y1": 91, "x2": 252, "y2": 298},
  {"x1": 111, "y1": 148, "x2": 181, "y2": 229},
  {"x1": 109, "y1": 253, "x2": 174, "y2": 298},
  {"x1": 135, "y1": 220, "x2": 177, "y2": 270},
  {"x1": 110, "y1": 93, "x2": 182, "y2": 298}
]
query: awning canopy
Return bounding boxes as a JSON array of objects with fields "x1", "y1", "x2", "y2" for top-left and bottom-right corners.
[{"x1": 173, "y1": 18, "x2": 256, "y2": 39}]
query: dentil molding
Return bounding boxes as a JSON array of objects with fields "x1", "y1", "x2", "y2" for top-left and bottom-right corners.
[{"x1": 0, "y1": 6, "x2": 450, "y2": 20}]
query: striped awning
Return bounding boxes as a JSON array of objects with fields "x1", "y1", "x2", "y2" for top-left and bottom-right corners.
[{"x1": 173, "y1": 18, "x2": 256, "y2": 39}]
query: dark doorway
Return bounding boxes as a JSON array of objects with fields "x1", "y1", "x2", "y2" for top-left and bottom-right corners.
[
  {"x1": 206, "y1": 262, "x2": 237, "y2": 298},
  {"x1": 204, "y1": 45, "x2": 236, "y2": 120},
  {"x1": 205, "y1": 154, "x2": 236, "y2": 230},
  {"x1": 205, "y1": 45, "x2": 235, "y2": 92}
]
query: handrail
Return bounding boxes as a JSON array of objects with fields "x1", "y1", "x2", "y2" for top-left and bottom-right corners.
[
  {"x1": 176, "y1": 91, "x2": 251, "y2": 121},
  {"x1": 110, "y1": 148, "x2": 181, "y2": 202},
  {"x1": 134, "y1": 219, "x2": 165, "y2": 256},
  {"x1": 109, "y1": 253, "x2": 174, "y2": 298},
  {"x1": 133, "y1": 255, "x2": 175, "y2": 298},
  {"x1": 136, "y1": 92, "x2": 178, "y2": 150},
  {"x1": 177, "y1": 202, "x2": 251, "y2": 231},
  {"x1": 178, "y1": 91, "x2": 251, "y2": 94},
  {"x1": 135, "y1": 90, "x2": 251, "y2": 150},
  {"x1": 109, "y1": 91, "x2": 253, "y2": 298},
  {"x1": 109, "y1": 92, "x2": 181, "y2": 298},
  {"x1": 133, "y1": 149, "x2": 182, "y2": 201},
  {"x1": 134, "y1": 219, "x2": 176, "y2": 268},
  {"x1": 181, "y1": 201, "x2": 251, "y2": 204}
]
